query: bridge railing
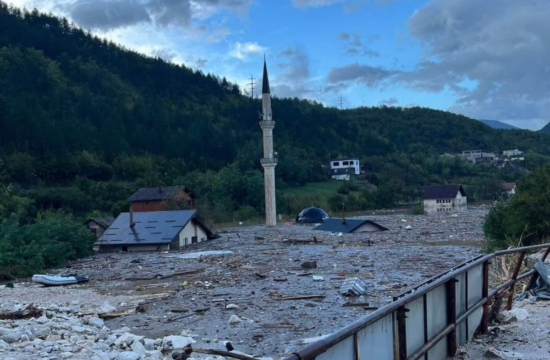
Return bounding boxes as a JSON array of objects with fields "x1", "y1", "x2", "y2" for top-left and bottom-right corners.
[{"x1": 284, "y1": 243, "x2": 550, "y2": 360}]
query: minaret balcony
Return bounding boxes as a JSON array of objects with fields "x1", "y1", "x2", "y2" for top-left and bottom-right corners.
[
  {"x1": 260, "y1": 120, "x2": 276, "y2": 129},
  {"x1": 261, "y1": 158, "x2": 278, "y2": 165}
]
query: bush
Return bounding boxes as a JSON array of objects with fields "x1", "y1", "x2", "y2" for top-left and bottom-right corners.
[
  {"x1": 484, "y1": 166, "x2": 550, "y2": 250},
  {"x1": 410, "y1": 205, "x2": 425, "y2": 215}
]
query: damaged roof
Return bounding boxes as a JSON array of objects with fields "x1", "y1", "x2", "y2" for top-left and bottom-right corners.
[
  {"x1": 423, "y1": 185, "x2": 466, "y2": 199},
  {"x1": 127, "y1": 186, "x2": 193, "y2": 202},
  {"x1": 97, "y1": 210, "x2": 197, "y2": 246},
  {"x1": 315, "y1": 218, "x2": 389, "y2": 233},
  {"x1": 85, "y1": 216, "x2": 115, "y2": 229}
]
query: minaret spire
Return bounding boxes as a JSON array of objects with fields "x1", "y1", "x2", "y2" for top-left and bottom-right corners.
[{"x1": 259, "y1": 58, "x2": 277, "y2": 226}]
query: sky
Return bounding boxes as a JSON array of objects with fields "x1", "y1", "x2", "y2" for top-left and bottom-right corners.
[{"x1": 7, "y1": 0, "x2": 550, "y2": 130}]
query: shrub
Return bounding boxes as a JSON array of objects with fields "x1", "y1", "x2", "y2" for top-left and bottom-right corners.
[{"x1": 410, "y1": 205, "x2": 425, "y2": 215}]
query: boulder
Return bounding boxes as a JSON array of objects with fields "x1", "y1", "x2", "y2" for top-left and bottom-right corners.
[
  {"x1": 1, "y1": 331, "x2": 22, "y2": 344},
  {"x1": 131, "y1": 339, "x2": 146, "y2": 358},
  {"x1": 98, "y1": 302, "x2": 117, "y2": 314},
  {"x1": 225, "y1": 304, "x2": 239, "y2": 310},
  {"x1": 88, "y1": 317, "x2": 105, "y2": 329},
  {"x1": 228, "y1": 315, "x2": 242, "y2": 325},
  {"x1": 161, "y1": 335, "x2": 195, "y2": 350},
  {"x1": 116, "y1": 351, "x2": 140, "y2": 360}
]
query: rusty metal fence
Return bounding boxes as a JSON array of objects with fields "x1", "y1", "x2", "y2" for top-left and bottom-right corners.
[{"x1": 285, "y1": 243, "x2": 550, "y2": 360}]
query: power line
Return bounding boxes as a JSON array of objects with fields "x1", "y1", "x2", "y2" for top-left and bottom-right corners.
[
  {"x1": 248, "y1": 75, "x2": 256, "y2": 98},
  {"x1": 338, "y1": 94, "x2": 344, "y2": 110}
]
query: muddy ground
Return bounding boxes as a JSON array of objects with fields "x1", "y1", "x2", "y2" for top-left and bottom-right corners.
[{"x1": 1, "y1": 210, "x2": 488, "y2": 359}]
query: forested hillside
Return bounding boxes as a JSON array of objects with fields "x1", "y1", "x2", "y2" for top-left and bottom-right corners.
[{"x1": 2, "y1": 2, "x2": 550, "y2": 221}]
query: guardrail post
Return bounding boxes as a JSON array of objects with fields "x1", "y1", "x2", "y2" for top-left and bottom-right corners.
[
  {"x1": 446, "y1": 279, "x2": 457, "y2": 356},
  {"x1": 526, "y1": 247, "x2": 550, "y2": 291},
  {"x1": 506, "y1": 251, "x2": 525, "y2": 310},
  {"x1": 481, "y1": 261, "x2": 489, "y2": 334},
  {"x1": 397, "y1": 306, "x2": 408, "y2": 360}
]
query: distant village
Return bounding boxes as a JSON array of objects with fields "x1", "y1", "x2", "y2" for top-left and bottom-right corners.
[{"x1": 443, "y1": 149, "x2": 525, "y2": 167}]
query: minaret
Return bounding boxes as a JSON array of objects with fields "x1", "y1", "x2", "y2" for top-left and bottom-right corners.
[{"x1": 260, "y1": 59, "x2": 277, "y2": 226}]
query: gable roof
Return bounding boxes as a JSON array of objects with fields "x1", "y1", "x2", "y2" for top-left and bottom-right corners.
[
  {"x1": 127, "y1": 186, "x2": 193, "y2": 202},
  {"x1": 315, "y1": 218, "x2": 388, "y2": 233},
  {"x1": 423, "y1": 185, "x2": 466, "y2": 199},
  {"x1": 500, "y1": 182, "x2": 516, "y2": 191},
  {"x1": 85, "y1": 216, "x2": 115, "y2": 229},
  {"x1": 97, "y1": 210, "x2": 198, "y2": 246}
]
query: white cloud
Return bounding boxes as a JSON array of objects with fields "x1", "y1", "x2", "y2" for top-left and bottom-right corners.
[{"x1": 229, "y1": 42, "x2": 267, "y2": 60}]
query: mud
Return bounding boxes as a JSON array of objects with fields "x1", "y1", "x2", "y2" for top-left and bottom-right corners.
[{"x1": 1, "y1": 210, "x2": 488, "y2": 359}]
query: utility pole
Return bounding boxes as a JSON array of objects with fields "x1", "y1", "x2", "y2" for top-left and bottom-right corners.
[
  {"x1": 248, "y1": 75, "x2": 256, "y2": 99},
  {"x1": 338, "y1": 94, "x2": 344, "y2": 110}
]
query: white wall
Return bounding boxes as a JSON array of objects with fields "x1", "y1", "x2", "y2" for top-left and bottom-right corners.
[
  {"x1": 354, "y1": 223, "x2": 384, "y2": 233},
  {"x1": 178, "y1": 221, "x2": 208, "y2": 247},
  {"x1": 330, "y1": 159, "x2": 360, "y2": 175},
  {"x1": 424, "y1": 193, "x2": 467, "y2": 213}
]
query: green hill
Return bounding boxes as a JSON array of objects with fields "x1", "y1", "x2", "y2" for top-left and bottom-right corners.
[{"x1": 2, "y1": 2, "x2": 550, "y2": 220}]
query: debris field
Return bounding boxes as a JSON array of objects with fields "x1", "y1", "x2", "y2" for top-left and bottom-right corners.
[{"x1": 0, "y1": 210, "x2": 488, "y2": 359}]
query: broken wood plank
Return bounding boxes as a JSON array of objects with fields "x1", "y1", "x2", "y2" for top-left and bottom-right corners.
[
  {"x1": 98, "y1": 312, "x2": 134, "y2": 319},
  {"x1": 274, "y1": 295, "x2": 325, "y2": 301},
  {"x1": 0, "y1": 304, "x2": 42, "y2": 320}
]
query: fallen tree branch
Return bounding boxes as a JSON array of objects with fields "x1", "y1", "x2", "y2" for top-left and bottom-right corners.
[
  {"x1": 0, "y1": 304, "x2": 42, "y2": 320},
  {"x1": 124, "y1": 269, "x2": 203, "y2": 281},
  {"x1": 274, "y1": 295, "x2": 325, "y2": 301}
]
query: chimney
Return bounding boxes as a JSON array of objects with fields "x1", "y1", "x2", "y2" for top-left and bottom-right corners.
[
  {"x1": 342, "y1": 203, "x2": 346, "y2": 225},
  {"x1": 129, "y1": 206, "x2": 135, "y2": 228},
  {"x1": 158, "y1": 185, "x2": 163, "y2": 193}
]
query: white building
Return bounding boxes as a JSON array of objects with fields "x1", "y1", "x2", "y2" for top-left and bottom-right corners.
[
  {"x1": 461, "y1": 150, "x2": 482, "y2": 162},
  {"x1": 423, "y1": 185, "x2": 468, "y2": 213},
  {"x1": 503, "y1": 149, "x2": 523, "y2": 157},
  {"x1": 95, "y1": 210, "x2": 214, "y2": 252},
  {"x1": 330, "y1": 158, "x2": 360, "y2": 180}
]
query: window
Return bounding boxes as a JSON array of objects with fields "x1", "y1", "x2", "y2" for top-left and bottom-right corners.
[
  {"x1": 333, "y1": 162, "x2": 340, "y2": 167},
  {"x1": 343, "y1": 161, "x2": 349, "y2": 165}
]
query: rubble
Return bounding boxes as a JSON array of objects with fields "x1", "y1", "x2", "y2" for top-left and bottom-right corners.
[{"x1": 0, "y1": 210, "x2": 488, "y2": 358}]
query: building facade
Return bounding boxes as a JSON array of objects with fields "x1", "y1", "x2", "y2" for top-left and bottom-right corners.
[
  {"x1": 330, "y1": 158, "x2": 360, "y2": 180},
  {"x1": 423, "y1": 185, "x2": 468, "y2": 213},
  {"x1": 128, "y1": 186, "x2": 196, "y2": 212},
  {"x1": 84, "y1": 217, "x2": 115, "y2": 238}
]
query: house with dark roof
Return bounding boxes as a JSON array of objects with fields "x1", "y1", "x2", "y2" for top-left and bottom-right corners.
[
  {"x1": 128, "y1": 186, "x2": 196, "y2": 212},
  {"x1": 315, "y1": 218, "x2": 388, "y2": 233},
  {"x1": 95, "y1": 210, "x2": 214, "y2": 252},
  {"x1": 423, "y1": 185, "x2": 467, "y2": 213},
  {"x1": 84, "y1": 216, "x2": 115, "y2": 238}
]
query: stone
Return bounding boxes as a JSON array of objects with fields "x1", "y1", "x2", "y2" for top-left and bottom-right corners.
[
  {"x1": 225, "y1": 304, "x2": 239, "y2": 310},
  {"x1": 228, "y1": 315, "x2": 242, "y2": 325},
  {"x1": 87, "y1": 317, "x2": 105, "y2": 329},
  {"x1": 35, "y1": 326, "x2": 52, "y2": 337},
  {"x1": 143, "y1": 339, "x2": 155, "y2": 351},
  {"x1": 2, "y1": 331, "x2": 22, "y2": 344},
  {"x1": 161, "y1": 335, "x2": 195, "y2": 350},
  {"x1": 507, "y1": 309, "x2": 529, "y2": 321},
  {"x1": 99, "y1": 302, "x2": 117, "y2": 314},
  {"x1": 143, "y1": 350, "x2": 162, "y2": 360},
  {"x1": 115, "y1": 333, "x2": 142, "y2": 347},
  {"x1": 116, "y1": 351, "x2": 140, "y2": 360},
  {"x1": 131, "y1": 340, "x2": 146, "y2": 358},
  {"x1": 0, "y1": 340, "x2": 10, "y2": 349}
]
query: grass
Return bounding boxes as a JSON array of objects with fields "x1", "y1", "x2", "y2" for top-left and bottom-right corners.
[{"x1": 282, "y1": 181, "x2": 342, "y2": 197}]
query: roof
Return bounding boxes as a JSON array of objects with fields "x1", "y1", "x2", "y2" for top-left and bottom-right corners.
[
  {"x1": 262, "y1": 59, "x2": 270, "y2": 94},
  {"x1": 85, "y1": 216, "x2": 115, "y2": 229},
  {"x1": 423, "y1": 185, "x2": 466, "y2": 199},
  {"x1": 127, "y1": 186, "x2": 192, "y2": 202},
  {"x1": 332, "y1": 158, "x2": 360, "y2": 162},
  {"x1": 97, "y1": 210, "x2": 198, "y2": 246},
  {"x1": 500, "y1": 183, "x2": 516, "y2": 191},
  {"x1": 315, "y1": 218, "x2": 388, "y2": 233}
]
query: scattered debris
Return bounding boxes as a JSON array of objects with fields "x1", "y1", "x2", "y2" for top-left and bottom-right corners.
[
  {"x1": 301, "y1": 261, "x2": 317, "y2": 269},
  {"x1": 340, "y1": 277, "x2": 369, "y2": 296},
  {"x1": 165, "y1": 250, "x2": 234, "y2": 259},
  {"x1": 0, "y1": 304, "x2": 42, "y2": 320},
  {"x1": 312, "y1": 275, "x2": 324, "y2": 281},
  {"x1": 274, "y1": 295, "x2": 326, "y2": 301}
]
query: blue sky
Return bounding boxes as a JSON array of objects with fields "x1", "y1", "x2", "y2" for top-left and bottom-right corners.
[{"x1": 9, "y1": 0, "x2": 550, "y2": 130}]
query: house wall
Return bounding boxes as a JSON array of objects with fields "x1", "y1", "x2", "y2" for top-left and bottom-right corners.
[
  {"x1": 331, "y1": 174, "x2": 351, "y2": 181},
  {"x1": 354, "y1": 223, "x2": 385, "y2": 233},
  {"x1": 86, "y1": 221, "x2": 106, "y2": 238},
  {"x1": 178, "y1": 221, "x2": 208, "y2": 247},
  {"x1": 131, "y1": 200, "x2": 168, "y2": 212},
  {"x1": 424, "y1": 193, "x2": 468, "y2": 213}
]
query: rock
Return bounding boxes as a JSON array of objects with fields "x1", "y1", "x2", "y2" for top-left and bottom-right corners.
[
  {"x1": 507, "y1": 309, "x2": 529, "y2": 321},
  {"x1": 225, "y1": 304, "x2": 239, "y2": 310},
  {"x1": 116, "y1": 351, "x2": 140, "y2": 360},
  {"x1": 228, "y1": 315, "x2": 242, "y2": 325},
  {"x1": 161, "y1": 335, "x2": 195, "y2": 350},
  {"x1": 405, "y1": 225, "x2": 412, "y2": 230},
  {"x1": 115, "y1": 333, "x2": 140, "y2": 347},
  {"x1": 2, "y1": 331, "x2": 22, "y2": 344},
  {"x1": 144, "y1": 350, "x2": 162, "y2": 360},
  {"x1": 99, "y1": 302, "x2": 117, "y2": 314},
  {"x1": 143, "y1": 339, "x2": 155, "y2": 351},
  {"x1": 131, "y1": 339, "x2": 146, "y2": 358},
  {"x1": 87, "y1": 317, "x2": 105, "y2": 329},
  {"x1": 35, "y1": 326, "x2": 52, "y2": 337},
  {"x1": 0, "y1": 339, "x2": 9, "y2": 349}
]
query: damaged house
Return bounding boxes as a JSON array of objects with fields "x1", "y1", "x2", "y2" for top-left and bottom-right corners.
[
  {"x1": 315, "y1": 218, "x2": 388, "y2": 233},
  {"x1": 95, "y1": 210, "x2": 215, "y2": 252},
  {"x1": 423, "y1": 185, "x2": 467, "y2": 213}
]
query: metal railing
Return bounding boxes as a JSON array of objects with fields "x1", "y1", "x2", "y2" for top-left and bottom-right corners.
[{"x1": 284, "y1": 243, "x2": 550, "y2": 360}]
